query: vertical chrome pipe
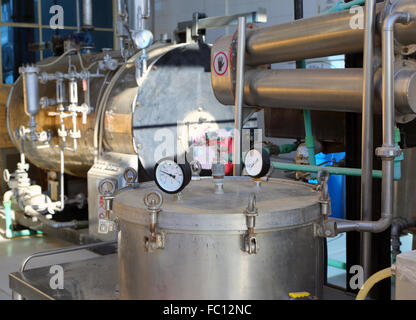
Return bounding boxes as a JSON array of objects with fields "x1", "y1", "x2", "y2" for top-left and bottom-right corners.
[
  {"x1": 58, "y1": 147, "x2": 65, "y2": 212},
  {"x1": 361, "y1": 0, "x2": 376, "y2": 281},
  {"x1": 333, "y1": 12, "x2": 411, "y2": 235},
  {"x1": 82, "y1": 0, "x2": 93, "y2": 30},
  {"x1": 233, "y1": 17, "x2": 246, "y2": 176},
  {"x1": 76, "y1": 0, "x2": 81, "y2": 33}
]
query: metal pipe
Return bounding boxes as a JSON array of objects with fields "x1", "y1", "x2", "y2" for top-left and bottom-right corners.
[
  {"x1": 333, "y1": 12, "x2": 412, "y2": 235},
  {"x1": 271, "y1": 161, "x2": 399, "y2": 180},
  {"x1": 19, "y1": 240, "x2": 117, "y2": 272},
  {"x1": 361, "y1": 0, "x2": 376, "y2": 281},
  {"x1": 82, "y1": 0, "x2": 93, "y2": 31},
  {"x1": 233, "y1": 3, "x2": 415, "y2": 66},
  {"x1": 76, "y1": 0, "x2": 81, "y2": 33},
  {"x1": 233, "y1": 16, "x2": 246, "y2": 176},
  {"x1": 244, "y1": 5, "x2": 378, "y2": 66},
  {"x1": 241, "y1": 68, "x2": 416, "y2": 115}
]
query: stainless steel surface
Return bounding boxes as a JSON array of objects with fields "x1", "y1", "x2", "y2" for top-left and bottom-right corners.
[
  {"x1": 132, "y1": 43, "x2": 235, "y2": 175},
  {"x1": 229, "y1": 68, "x2": 416, "y2": 115},
  {"x1": 361, "y1": 0, "x2": 376, "y2": 281},
  {"x1": 233, "y1": 17, "x2": 246, "y2": 176},
  {"x1": 114, "y1": 177, "x2": 324, "y2": 299},
  {"x1": 127, "y1": 0, "x2": 150, "y2": 32},
  {"x1": 19, "y1": 241, "x2": 117, "y2": 273},
  {"x1": 383, "y1": 0, "x2": 416, "y2": 48},
  {"x1": 9, "y1": 252, "x2": 349, "y2": 300},
  {"x1": 9, "y1": 254, "x2": 118, "y2": 300},
  {"x1": 244, "y1": 6, "x2": 372, "y2": 65}
]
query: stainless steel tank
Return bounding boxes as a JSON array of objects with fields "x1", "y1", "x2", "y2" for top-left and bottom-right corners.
[
  {"x1": 113, "y1": 177, "x2": 325, "y2": 300},
  {"x1": 6, "y1": 43, "x2": 234, "y2": 177}
]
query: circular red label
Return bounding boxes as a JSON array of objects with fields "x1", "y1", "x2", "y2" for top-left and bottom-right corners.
[{"x1": 213, "y1": 52, "x2": 228, "y2": 76}]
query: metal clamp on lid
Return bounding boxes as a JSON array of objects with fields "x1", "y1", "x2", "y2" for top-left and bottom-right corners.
[
  {"x1": 316, "y1": 169, "x2": 331, "y2": 220},
  {"x1": 97, "y1": 179, "x2": 117, "y2": 234},
  {"x1": 144, "y1": 191, "x2": 165, "y2": 252},
  {"x1": 243, "y1": 193, "x2": 259, "y2": 254}
]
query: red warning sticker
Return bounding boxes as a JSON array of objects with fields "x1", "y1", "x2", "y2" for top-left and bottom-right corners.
[{"x1": 213, "y1": 51, "x2": 228, "y2": 76}]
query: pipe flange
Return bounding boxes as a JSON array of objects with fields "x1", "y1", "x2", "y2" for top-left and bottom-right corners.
[
  {"x1": 375, "y1": 146, "x2": 402, "y2": 159},
  {"x1": 19, "y1": 65, "x2": 40, "y2": 75}
]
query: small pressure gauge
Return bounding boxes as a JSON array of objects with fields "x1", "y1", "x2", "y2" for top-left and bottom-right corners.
[
  {"x1": 154, "y1": 158, "x2": 192, "y2": 194},
  {"x1": 133, "y1": 29, "x2": 154, "y2": 50},
  {"x1": 244, "y1": 149, "x2": 271, "y2": 178}
]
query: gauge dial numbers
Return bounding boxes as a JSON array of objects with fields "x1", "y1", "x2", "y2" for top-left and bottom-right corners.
[
  {"x1": 244, "y1": 149, "x2": 271, "y2": 178},
  {"x1": 154, "y1": 158, "x2": 192, "y2": 194}
]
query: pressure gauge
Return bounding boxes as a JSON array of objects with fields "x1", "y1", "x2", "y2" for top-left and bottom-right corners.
[
  {"x1": 133, "y1": 29, "x2": 154, "y2": 50},
  {"x1": 154, "y1": 158, "x2": 192, "y2": 194},
  {"x1": 244, "y1": 149, "x2": 271, "y2": 178}
]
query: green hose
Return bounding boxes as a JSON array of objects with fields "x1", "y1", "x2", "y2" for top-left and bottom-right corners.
[{"x1": 325, "y1": 0, "x2": 365, "y2": 14}]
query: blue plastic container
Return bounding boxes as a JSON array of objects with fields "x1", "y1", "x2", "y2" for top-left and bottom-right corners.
[{"x1": 311, "y1": 152, "x2": 346, "y2": 219}]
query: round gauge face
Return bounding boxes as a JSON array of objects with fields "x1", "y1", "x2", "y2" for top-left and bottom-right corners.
[
  {"x1": 133, "y1": 29, "x2": 154, "y2": 50},
  {"x1": 154, "y1": 159, "x2": 191, "y2": 194},
  {"x1": 244, "y1": 149, "x2": 271, "y2": 178}
]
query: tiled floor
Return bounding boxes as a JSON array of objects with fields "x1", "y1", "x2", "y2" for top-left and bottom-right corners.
[{"x1": 0, "y1": 234, "x2": 99, "y2": 300}]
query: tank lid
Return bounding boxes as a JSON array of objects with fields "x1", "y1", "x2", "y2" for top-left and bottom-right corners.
[{"x1": 113, "y1": 177, "x2": 321, "y2": 232}]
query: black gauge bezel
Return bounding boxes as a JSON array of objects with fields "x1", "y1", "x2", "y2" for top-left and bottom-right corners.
[{"x1": 153, "y1": 157, "x2": 192, "y2": 194}]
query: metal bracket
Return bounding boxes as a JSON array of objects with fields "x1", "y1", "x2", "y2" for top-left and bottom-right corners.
[
  {"x1": 375, "y1": 146, "x2": 402, "y2": 159},
  {"x1": 175, "y1": 9, "x2": 267, "y2": 43}
]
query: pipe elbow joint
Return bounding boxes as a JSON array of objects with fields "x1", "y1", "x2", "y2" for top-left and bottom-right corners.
[{"x1": 383, "y1": 12, "x2": 412, "y2": 32}]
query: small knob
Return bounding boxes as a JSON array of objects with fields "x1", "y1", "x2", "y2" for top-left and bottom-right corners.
[
  {"x1": 123, "y1": 167, "x2": 138, "y2": 185},
  {"x1": 98, "y1": 179, "x2": 117, "y2": 197}
]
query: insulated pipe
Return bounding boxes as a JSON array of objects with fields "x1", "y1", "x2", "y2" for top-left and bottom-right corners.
[
  {"x1": 333, "y1": 12, "x2": 412, "y2": 235},
  {"x1": 361, "y1": 0, "x2": 376, "y2": 282},
  {"x1": 241, "y1": 68, "x2": 416, "y2": 115}
]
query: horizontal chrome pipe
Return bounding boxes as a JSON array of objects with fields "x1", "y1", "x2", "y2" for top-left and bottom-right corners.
[
  {"x1": 239, "y1": 68, "x2": 416, "y2": 116},
  {"x1": 212, "y1": 2, "x2": 416, "y2": 66}
]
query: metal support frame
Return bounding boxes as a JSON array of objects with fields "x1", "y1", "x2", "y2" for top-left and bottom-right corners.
[
  {"x1": 322, "y1": 11, "x2": 412, "y2": 236},
  {"x1": 361, "y1": 0, "x2": 376, "y2": 281},
  {"x1": 233, "y1": 16, "x2": 246, "y2": 176}
]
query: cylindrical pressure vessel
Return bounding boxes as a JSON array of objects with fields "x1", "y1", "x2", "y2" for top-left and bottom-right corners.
[
  {"x1": 7, "y1": 43, "x2": 234, "y2": 177},
  {"x1": 114, "y1": 177, "x2": 325, "y2": 300}
]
